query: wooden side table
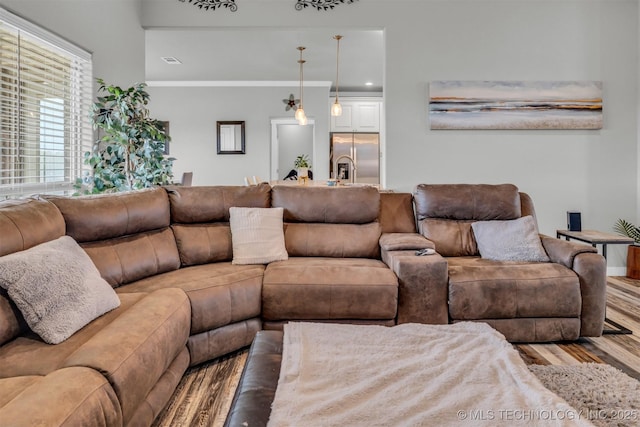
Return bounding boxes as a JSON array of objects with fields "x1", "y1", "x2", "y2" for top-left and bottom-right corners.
[
  {"x1": 556, "y1": 229, "x2": 634, "y2": 259},
  {"x1": 556, "y1": 229, "x2": 634, "y2": 335}
]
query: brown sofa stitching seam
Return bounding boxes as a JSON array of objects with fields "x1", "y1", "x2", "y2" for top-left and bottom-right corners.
[
  {"x1": 451, "y1": 274, "x2": 577, "y2": 285},
  {"x1": 147, "y1": 232, "x2": 161, "y2": 274},
  {"x1": 2, "y1": 212, "x2": 26, "y2": 251}
]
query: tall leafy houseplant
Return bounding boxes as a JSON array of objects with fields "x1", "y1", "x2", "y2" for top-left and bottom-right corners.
[{"x1": 82, "y1": 79, "x2": 174, "y2": 193}]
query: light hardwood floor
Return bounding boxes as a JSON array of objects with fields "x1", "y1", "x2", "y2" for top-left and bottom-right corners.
[
  {"x1": 153, "y1": 277, "x2": 640, "y2": 427},
  {"x1": 518, "y1": 276, "x2": 640, "y2": 380}
]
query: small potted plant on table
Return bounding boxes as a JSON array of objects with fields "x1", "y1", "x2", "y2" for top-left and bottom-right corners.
[{"x1": 294, "y1": 154, "x2": 311, "y2": 184}]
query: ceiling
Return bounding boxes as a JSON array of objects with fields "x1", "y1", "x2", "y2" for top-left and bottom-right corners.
[{"x1": 145, "y1": 28, "x2": 384, "y2": 92}]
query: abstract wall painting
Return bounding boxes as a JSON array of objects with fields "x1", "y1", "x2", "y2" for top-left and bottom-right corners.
[{"x1": 428, "y1": 81, "x2": 603, "y2": 130}]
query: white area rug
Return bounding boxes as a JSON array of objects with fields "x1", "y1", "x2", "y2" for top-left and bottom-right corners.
[
  {"x1": 267, "y1": 322, "x2": 594, "y2": 427},
  {"x1": 530, "y1": 364, "x2": 640, "y2": 427}
]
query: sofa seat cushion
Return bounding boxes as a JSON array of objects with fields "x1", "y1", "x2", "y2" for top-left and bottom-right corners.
[
  {"x1": 0, "y1": 367, "x2": 122, "y2": 427},
  {"x1": 262, "y1": 257, "x2": 398, "y2": 321},
  {"x1": 0, "y1": 292, "x2": 146, "y2": 378},
  {"x1": 117, "y1": 262, "x2": 264, "y2": 335},
  {"x1": 447, "y1": 257, "x2": 581, "y2": 320}
]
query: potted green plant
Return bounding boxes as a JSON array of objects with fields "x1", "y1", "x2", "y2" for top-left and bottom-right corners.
[
  {"x1": 77, "y1": 78, "x2": 174, "y2": 194},
  {"x1": 294, "y1": 154, "x2": 311, "y2": 183},
  {"x1": 613, "y1": 219, "x2": 640, "y2": 279}
]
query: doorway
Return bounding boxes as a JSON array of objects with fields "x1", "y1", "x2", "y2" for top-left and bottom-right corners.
[{"x1": 270, "y1": 118, "x2": 315, "y2": 181}]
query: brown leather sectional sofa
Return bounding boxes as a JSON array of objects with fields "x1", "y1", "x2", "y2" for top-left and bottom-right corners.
[{"x1": 0, "y1": 183, "x2": 606, "y2": 427}]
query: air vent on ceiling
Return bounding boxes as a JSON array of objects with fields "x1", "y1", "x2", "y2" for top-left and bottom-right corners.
[{"x1": 161, "y1": 57, "x2": 182, "y2": 65}]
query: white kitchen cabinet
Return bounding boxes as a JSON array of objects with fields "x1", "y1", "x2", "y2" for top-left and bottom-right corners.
[{"x1": 330, "y1": 99, "x2": 381, "y2": 132}]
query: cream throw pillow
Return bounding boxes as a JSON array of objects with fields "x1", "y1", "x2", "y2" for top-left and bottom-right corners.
[
  {"x1": 229, "y1": 207, "x2": 288, "y2": 265},
  {"x1": 0, "y1": 236, "x2": 120, "y2": 344},
  {"x1": 471, "y1": 216, "x2": 550, "y2": 262}
]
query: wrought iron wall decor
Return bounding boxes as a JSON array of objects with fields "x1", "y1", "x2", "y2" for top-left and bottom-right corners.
[
  {"x1": 295, "y1": 0, "x2": 359, "y2": 11},
  {"x1": 178, "y1": 0, "x2": 237, "y2": 11},
  {"x1": 178, "y1": 0, "x2": 358, "y2": 12}
]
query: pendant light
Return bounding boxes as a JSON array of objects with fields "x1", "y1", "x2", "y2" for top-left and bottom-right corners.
[
  {"x1": 295, "y1": 46, "x2": 308, "y2": 125},
  {"x1": 331, "y1": 35, "x2": 343, "y2": 117}
]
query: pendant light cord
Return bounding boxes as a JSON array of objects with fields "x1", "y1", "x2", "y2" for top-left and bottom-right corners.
[
  {"x1": 334, "y1": 35, "x2": 342, "y2": 103},
  {"x1": 298, "y1": 46, "x2": 305, "y2": 109}
]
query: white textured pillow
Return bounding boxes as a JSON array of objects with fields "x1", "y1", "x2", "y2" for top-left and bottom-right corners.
[
  {"x1": 471, "y1": 216, "x2": 550, "y2": 262},
  {"x1": 0, "y1": 236, "x2": 120, "y2": 344},
  {"x1": 229, "y1": 207, "x2": 288, "y2": 265}
]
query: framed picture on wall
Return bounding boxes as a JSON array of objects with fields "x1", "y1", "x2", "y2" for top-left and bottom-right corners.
[
  {"x1": 217, "y1": 121, "x2": 246, "y2": 154},
  {"x1": 428, "y1": 81, "x2": 603, "y2": 130}
]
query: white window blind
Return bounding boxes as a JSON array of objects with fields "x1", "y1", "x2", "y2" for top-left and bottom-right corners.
[{"x1": 0, "y1": 7, "x2": 92, "y2": 199}]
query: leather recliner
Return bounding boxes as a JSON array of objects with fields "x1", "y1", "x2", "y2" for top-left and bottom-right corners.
[{"x1": 412, "y1": 183, "x2": 606, "y2": 342}]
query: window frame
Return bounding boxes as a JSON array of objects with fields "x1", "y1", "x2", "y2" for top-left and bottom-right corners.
[{"x1": 0, "y1": 7, "x2": 92, "y2": 199}]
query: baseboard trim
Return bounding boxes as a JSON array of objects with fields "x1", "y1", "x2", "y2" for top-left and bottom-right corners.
[{"x1": 607, "y1": 267, "x2": 626, "y2": 276}]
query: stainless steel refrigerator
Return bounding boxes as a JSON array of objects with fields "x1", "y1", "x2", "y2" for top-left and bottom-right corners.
[{"x1": 330, "y1": 133, "x2": 380, "y2": 185}]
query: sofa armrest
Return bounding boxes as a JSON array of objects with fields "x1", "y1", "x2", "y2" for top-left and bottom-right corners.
[
  {"x1": 540, "y1": 234, "x2": 597, "y2": 268},
  {"x1": 540, "y1": 234, "x2": 606, "y2": 337},
  {"x1": 381, "y1": 248, "x2": 448, "y2": 324},
  {"x1": 573, "y1": 252, "x2": 607, "y2": 336},
  {"x1": 379, "y1": 232, "x2": 435, "y2": 251}
]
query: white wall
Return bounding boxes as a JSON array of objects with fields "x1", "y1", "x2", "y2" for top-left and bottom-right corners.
[
  {"x1": 146, "y1": 85, "x2": 330, "y2": 186},
  {"x1": 0, "y1": 0, "x2": 145, "y2": 87}
]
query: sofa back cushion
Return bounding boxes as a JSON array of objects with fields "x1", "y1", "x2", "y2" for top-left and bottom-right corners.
[
  {"x1": 520, "y1": 192, "x2": 539, "y2": 230},
  {"x1": 171, "y1": 223, "x2": 232, "y2": 266},
  {"x1": 0, "y1": 198, "x2": 64, "y2": 345},
  {"x1": 47, "y1": 188, "x2": 180, "y2": 287},
  {"x1": 272, "y1": 185, "x2": 379, "y2": 224},
  {"x1": 166, "y1": 184, "x2": 271, "y2": 266},
  {"x1": 419, "y1": 219, "x2": 478, "y2": 257},
  {"x1": 414, "y1": 183, "x2": 522, "y2": 221},
  {"x1": 81, "y1": 228, "x2": 180, "y2": 287},
  {"x1": 47, "y1": 188, "x2": 170, "y2": 242},
  {"x1": 414, "y1": 184, "x2": 524, "y2": 257},
  {"x1": 0, "y1": 198, "x2": 65, "y2": 257},
  {"x1": 284, "y1": 223, "x2": 381, "y2": 258},
  {"x1": 166, "y1": 183, "x2": 271, "y2": 223},
  {"x1": 272, "y1": 185, "x2": 381, "y2": 258}
]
